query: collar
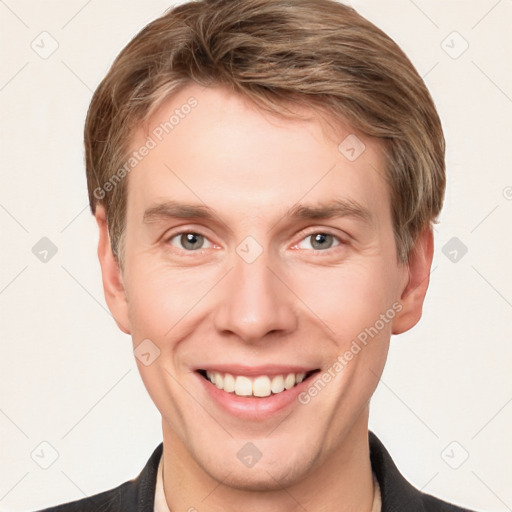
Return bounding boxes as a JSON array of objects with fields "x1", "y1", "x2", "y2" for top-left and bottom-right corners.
[
  {"x1": 154, "y1": 453, "x2": 382, "y2": 512},
  {"x1": 134, "y1": 431, "x2": 451, "y2": 512}
]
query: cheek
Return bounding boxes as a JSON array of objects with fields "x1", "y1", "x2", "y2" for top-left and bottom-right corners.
[
  {"x1": 124, "y1": 261, "x2": 208, "y2": 426},
  {"x1": 286, "y1": 260, "x2": 398, "y2": 342},
  {"x1": 125, "y1": 259, "x2": 217, "y2": 340}
]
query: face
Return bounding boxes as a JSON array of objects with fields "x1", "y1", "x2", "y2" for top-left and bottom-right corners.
[{"x1": 96, "y1": 83, "x2": 430, "y2": 490}]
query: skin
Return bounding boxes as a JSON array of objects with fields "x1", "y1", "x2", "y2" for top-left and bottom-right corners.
[{"x1": 95, "y1": 83, "x2": 433, "y2": 512}]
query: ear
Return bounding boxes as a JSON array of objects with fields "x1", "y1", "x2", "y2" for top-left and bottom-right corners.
[
  {"x1": 392, "y1": 226, "x2": 434, "y2": 335},
  {"x1": 95, "y1": 205, "x2": 131, "y2": 335}
]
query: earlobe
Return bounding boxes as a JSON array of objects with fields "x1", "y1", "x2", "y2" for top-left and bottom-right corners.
[
  {"x1": 391, "y1": 227, "x2": 434, "y2": 335},
  {"x1": 95, "y1": 205, "x2": 131, "y2": 335}
]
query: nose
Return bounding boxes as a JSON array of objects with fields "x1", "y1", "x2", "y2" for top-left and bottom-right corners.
[{"x1": 212, "y1": 250, "x2": 298, "y2": 344}]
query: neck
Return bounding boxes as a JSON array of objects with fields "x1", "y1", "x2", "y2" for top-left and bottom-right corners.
[{"x1": 161, "y1": 410, "x2": 374, "y2": 512}]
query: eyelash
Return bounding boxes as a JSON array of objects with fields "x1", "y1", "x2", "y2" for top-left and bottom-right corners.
[{"x1": 164, "y1": 228, "x2": 347, "y2": 256}]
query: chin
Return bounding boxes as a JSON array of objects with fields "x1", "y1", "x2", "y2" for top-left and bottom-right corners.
[
  {"x1": 208, "y1": 462, "x2": 310, "y2": 492},
  {"x1": 198, "y1": 442, "x2": 319, "y2": 492}
]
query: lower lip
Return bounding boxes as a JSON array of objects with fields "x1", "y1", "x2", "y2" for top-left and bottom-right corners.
[{"x1": 196, "y1": 372, "x2": 315, "y2": 420}]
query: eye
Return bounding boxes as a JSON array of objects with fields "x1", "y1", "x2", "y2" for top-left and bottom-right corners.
[
  {"x1": 167, "y1": 231, "x2": 214, "y2": 251},
  {"x1": 294, "y1": 232, "x2": 343, "y2": 251}
]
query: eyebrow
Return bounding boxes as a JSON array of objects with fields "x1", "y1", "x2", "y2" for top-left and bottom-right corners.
[{"x1": 142, "y1": 198, "x2": 372, "y2": 226}]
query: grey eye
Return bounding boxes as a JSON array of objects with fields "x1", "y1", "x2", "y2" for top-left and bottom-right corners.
[
  {"x1": 294, "y1": 232, "x2": 342, "y2": 252},
  {"x1": 169, "y1": 232, "x2": 211, "y2": 251},
  {"x1": 309, "y1": 233, "x2": 335, "y2": 250},
  {"x1": 306, "y1": 233, "x2": 336, "y2": 251}
]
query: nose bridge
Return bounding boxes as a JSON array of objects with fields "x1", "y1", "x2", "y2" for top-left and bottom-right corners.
[{"x1": 212, "y1": 243, "x2": 297, "y2": 343}]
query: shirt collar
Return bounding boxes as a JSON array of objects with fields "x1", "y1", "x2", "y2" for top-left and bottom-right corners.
[
  {"x1": 138, "y1": 430, "x2": 428, "y2": 512},
  {"x1": 153, "y1": 438, "x2": 383, "y2": 512}
]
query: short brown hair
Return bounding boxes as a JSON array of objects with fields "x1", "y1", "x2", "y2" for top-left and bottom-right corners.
[{"x1": 85, "y1": 0, "x2": 445, "y2": 267}]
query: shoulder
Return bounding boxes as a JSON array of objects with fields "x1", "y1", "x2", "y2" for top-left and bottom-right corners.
[
  {"x1": 368, "y1": 431, "x2": 478, "y2": 512},
  {"x1": 422, "y1": 493, "x2": 476, "y2": 512},
  {"x1": 34, "y1": 482, "x2": 128, "y2": 512},
  {"x1": 31, "y1": 443, "x2": 163, "y2": 512}
]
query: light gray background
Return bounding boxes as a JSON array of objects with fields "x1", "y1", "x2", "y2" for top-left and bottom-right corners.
[{"x1": 0, "y1": 0, "x2": 511, "y2": 511}]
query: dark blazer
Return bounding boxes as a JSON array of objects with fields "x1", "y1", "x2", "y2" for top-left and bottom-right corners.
[{"x1": 34, "y1": 431, "x2": 476, "y2": 511}]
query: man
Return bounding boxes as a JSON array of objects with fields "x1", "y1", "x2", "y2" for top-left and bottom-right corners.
[{"x1": 36, "y1": 0, "x2": 477, "y2": 510}]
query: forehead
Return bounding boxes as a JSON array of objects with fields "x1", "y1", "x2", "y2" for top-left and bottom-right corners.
[{"x1": 125, "y1": 84, "x2": 390, "y2": 228}]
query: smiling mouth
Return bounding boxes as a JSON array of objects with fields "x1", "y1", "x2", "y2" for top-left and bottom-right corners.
[{"x1": 197, "y1": 369, "x2": 320, "y2": 397}]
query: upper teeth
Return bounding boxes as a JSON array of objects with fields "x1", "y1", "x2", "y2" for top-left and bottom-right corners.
[{"x1": 205, "y1": 371, "x2": 307, "y2": 397}]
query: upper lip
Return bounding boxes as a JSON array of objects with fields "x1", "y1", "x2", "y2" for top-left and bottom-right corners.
[{"x1": 196, "y1": 364, "x2": 319, "y2": 377}]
